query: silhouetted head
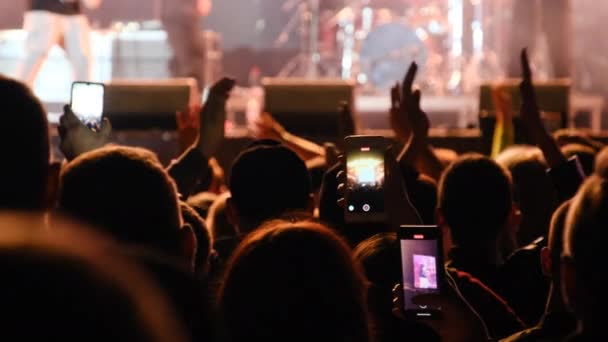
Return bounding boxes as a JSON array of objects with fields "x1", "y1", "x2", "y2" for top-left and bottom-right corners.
[
  {"x1": 438, "y1": 154, "x2": 515, "y2": 249},
  {"x1": 496, "y1": 145, "x2": 556, "y2": 245},
  {"x1": 0, "y1": 213, "x2": 187, "y2": 342},
  {"x1": 218, "y1": 220, "x2": 370, "y2": 342},
  {"x1": 562, "y1": 175, "x2": 607, "y2": 328},
  {"x1": 0, "y1": 76, "x2": 49, "y2": 210},
  {"x1": 228, "y1": 143, "x2": 313, "y2": 233},
  {"x1": 59, "y1": 146, "x2": 195, "y2": 266}
]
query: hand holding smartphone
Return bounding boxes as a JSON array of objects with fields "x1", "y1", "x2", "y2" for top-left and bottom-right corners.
[
  {"x1": 70, "y1": 81, "x2": 105, "y2": 131},
  {"x1": 399, "y1": 225, "x2": 445, "y2": 319},
  {"x1": 344, "y1": 135, "x2": 389, "y2": 223}
]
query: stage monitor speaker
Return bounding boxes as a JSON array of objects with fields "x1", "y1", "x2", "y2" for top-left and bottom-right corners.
[
  {"x1": 478, "y1": 79, "x2": 570, "y2": 154},
  {"x1": 103, "y1": 78, "x2": 197, "y2": 130},
  {"x1": 263, "y1": 78, "x2": 356, "y2": 143}
]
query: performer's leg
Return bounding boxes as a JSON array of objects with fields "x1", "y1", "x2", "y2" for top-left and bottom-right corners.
[
  {"x1": 164, "y1": 21, "x2": 206, "y2": 92},
  {"x1": 63, "y1": 15, "x2": 93, "y2": 81},
  {"x1": 15, "y1": 11, "x2": 62, "y2": 87}
]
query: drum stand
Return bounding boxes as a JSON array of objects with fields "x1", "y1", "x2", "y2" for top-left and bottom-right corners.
[{"x1": 277, "y1": 0, "x2": 322, "y2": 78}]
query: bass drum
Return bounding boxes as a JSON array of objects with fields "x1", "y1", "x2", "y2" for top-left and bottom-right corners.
[{"x1": 359, "y1": 22, "x2": 428, "y2": 90}]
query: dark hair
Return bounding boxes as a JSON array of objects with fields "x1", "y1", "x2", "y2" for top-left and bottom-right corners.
[
  {"x1": 229, "y1": 143, "x2": 311, "y2": 231},
  {"x1": 564, "y1": 175, "x2": 606, "y2": 295},
  {"x1": 496, "y1": 145, "x2": 557, "y2": 245},
  {"x1": 438, "y1": 154, "x2": 513, "y2": 245},
  {"x1": 353, "y1": 233, "x2": 400, "y2": 290},
  {"x1": 0, "y1": 214, "x2": 186, "y2": 342},
  {"x1": 218, "y1": 220, "x2": 370, "y2": 342},
  {"x1": 59, "y1": 146, "x2": 183, "y2": 256},
  {"x1": 180, "y1": 202, "x2": 211, "y2": 275},
  {"x1": 0, "y1": 75, "x2": 49, "y2": 210},
  {"x1": 548, "y1": 201, "x2": 569, "y2": 280}
]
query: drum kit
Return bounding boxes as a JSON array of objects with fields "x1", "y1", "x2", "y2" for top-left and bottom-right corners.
[{"x1": 277, "y1": 0, "x2": 455, "y2": 95}]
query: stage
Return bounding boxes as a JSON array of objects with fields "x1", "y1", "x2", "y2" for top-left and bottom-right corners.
[{"x1": 1, "y1": 27, "x2": 607, "y2": 170}]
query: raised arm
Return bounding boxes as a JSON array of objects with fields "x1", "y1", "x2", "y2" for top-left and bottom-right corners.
[
  {"x1": 392, "y1": 62, "x2": 444, "y2": 181},
  {"x1": 519, "y1": 49, "x2": 566, "y2": 168},
  {"x1": 168, "y1": 78, "x2": 235, "y2": 198},
  {"x1": 519, "y1": 49, "x2": 585, "y2": 200},
  {"x1": 251, "y1": 112, "x2": 325, "y2": 162}
]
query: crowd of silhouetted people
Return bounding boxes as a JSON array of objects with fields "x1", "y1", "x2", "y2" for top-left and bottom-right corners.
[{"x1": 0, "y1": 49, "x2": 601, "y2": 341}]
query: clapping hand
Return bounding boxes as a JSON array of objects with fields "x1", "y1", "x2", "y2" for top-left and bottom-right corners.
[
  {"x1": 390, "y1": 62, "x2": 430, "y2": 144},
  {"x1": 58, "y1": 105, "x2": 112, "y2": 161}
]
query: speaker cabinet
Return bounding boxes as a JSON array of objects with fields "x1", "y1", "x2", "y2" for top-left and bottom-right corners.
[
  {"x1": 263, "y1": 78, "x2": 356, "y2": 143},
  {"x1": 104, "y1": 78, "x2": 197, "y2": 130}
]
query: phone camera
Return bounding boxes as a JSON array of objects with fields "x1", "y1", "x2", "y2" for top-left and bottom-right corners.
[{"x1": 362, "y1": 204, "x2": 371, "y2": 212}]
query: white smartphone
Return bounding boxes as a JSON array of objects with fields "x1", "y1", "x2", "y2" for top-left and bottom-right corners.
[
  {"x1": 70, "y1": 81, "x2": 105, "y2": 130},
  {"x1": 344, "y1": 135, "x2": 388, "y2": 223}
]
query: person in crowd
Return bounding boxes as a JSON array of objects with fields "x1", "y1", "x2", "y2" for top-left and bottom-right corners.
[
  {"x1": 561, "y1": 174, "x2": 606, "y2": 341},
  {"x1": 502, "y1": 201, "x2": 577, "y2": 341},
  {"x1": 355, "y1": 232, "x2": 522, "y2": 341},
  {"x1": 58, "y1": 145, "x2": 197, "y2": 269},
  {"x1": 59, "y1": 77, "x2": 235, "y2": 200},
  {"x1": 495, "y1": 145, "x2": 556, "y2": 246},
  {"x1": 0, "y1": 76, "x2": 50, "y2": 211},
  {"x1": 217, "y1": 220, "x2": 371, "y2": 342},
  {"x1": 160, "y1": 0, "x2": 212, "y2": 93},
  {"x1": 440, "y1": 153, "x2": 519, "y2": 282},
  {"x1": 227, "y1": 142, "x2": 313, "y2": 236},
  {"x1": 0, "y1": 214, "x2": 187, "y2": 342}
]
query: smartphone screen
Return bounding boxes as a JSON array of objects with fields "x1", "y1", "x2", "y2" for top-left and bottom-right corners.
[
  {"x1": 344, "y1": 136, "x2": 387, "y2": 222},
  {"x1": 399, "y1": 225, "x2": 444, "y2": 318},
  {"x1": 70, "y1": 82, "x2": 105, "y2": 129}
]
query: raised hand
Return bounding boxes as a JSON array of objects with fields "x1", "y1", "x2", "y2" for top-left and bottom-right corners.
[
  {"x1": 58, "y1": 105, "x2": 112, "y2": 161},
  {"x1": 519, "y1": 48, "x2": 544, "y2": 139},
  {"x1": 196, "y1": 77, "x2": 236, "y2": 157},
  {"x1": 518, "y1": 48, "x2": 566, "y2": 167},
  {"x1": 390, "y1": 62, "x2": 430, "y2": 144}
]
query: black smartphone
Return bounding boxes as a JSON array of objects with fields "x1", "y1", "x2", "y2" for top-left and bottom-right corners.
[
  {"x1": 344, "y1": 135, "x2": 388, "y2": 223},
  {"x1": 70, "y1": 81, "x2": 105, "y2": 130},
  {"x1": 399, "y1": 225, "x2": 445, "y2": 319}
]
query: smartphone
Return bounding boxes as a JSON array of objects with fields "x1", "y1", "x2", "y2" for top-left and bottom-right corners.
[
  {"x1": 70, "y1": 81, "x2": 105, "y2": 130},
  {"x1": 399, "y1": 225, "x2": 445, "y2": 319},
  {"x1": 344, "y1": 135, "x2": 388, "y2": 223}
]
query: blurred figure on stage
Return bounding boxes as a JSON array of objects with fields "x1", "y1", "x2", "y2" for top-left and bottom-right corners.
[
  {"x1": 16, "y1": 0, "x2": 101, "y2": 88},
  {"x1": 161, "y1": 0, "x2": 211, "y2": 94}
]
